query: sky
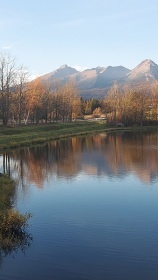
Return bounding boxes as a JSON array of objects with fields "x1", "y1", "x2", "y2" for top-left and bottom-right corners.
[{"x1": 0, "y1": 0, "x2": 158, "y2": 78}]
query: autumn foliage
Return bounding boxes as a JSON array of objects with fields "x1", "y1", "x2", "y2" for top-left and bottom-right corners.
[{"x1": 1, "y1": 51, "x2": 158, "y2": 126}]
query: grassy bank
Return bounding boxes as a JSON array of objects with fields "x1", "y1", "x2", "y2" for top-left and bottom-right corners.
[
  {"x1": 0, "y1": 175, "x2": 32, "y2": 254},
  {"x1": 0, "y1": 121, "x2": 157, "y2": 152},
  {"x1": 0, "y1": 175, "x2": 15, "y2": 214},
  {"x1": 0, "y1": 121, "x2": 106, "y2": 151}
]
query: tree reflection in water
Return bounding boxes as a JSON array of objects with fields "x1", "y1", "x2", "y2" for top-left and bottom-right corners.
[{"x1": 0, "y1": 130, "x2": 158, "y2": 190}]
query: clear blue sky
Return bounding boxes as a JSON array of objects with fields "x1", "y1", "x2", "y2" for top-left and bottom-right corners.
[{"x1": 1, "y1": 0, "x2": 158, "y2": 77}]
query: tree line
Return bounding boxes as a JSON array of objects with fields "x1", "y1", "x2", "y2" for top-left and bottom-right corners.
[
  {"x1": 0, "y1": 51, "x2": 158, "y2": 126},
  {"x1": 0, "y1": 51, "x2": 82, "y2": 126},
  {"x1": 2, "y1": 131, "x2": 158, "y2": 188},
  {"x1": 103, "y1": 84, "x2": 158, "y2": 126}
]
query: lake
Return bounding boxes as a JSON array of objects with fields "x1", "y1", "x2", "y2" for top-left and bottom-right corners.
[{"x1": 0, "y1": 130, "x2": 158, "y2": 280}]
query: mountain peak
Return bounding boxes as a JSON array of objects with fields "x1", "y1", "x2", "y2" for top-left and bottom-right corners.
[
  {"x1": 127, "y1": 59, "x2": 158, "y2": 81},
  {"x1": 140, "y1": 59, "x2": 156, "y2": 67},
  {"x1": 59, "y1": 64, "x2": 68, "y2": 69},
  {"x1": 36, "y1": 59, "x2": 158, "y2": 99}
]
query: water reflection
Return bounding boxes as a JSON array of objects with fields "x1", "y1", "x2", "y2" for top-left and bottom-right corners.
[
  {"x1": 1, "y1": 131, "x2": 158, "y2": 188},
  {"x1": 0, "y1": 131, "x2": 158, "y2": 280},
  {"x1": 0, "y1": 176, "x2": 32, "y2": 268},
  {"x1": 0, "y1": 230, "x2": 32, "y2": 268}
]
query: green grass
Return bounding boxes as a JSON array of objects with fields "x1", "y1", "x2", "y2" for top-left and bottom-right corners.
[
  {"x1": 0, "y1": 175, "x2": 15, "y2": 214},
  {"x1": 0, "y1": 175, "x2": 32, "y2": 254},
  {"x1": 0, "y1": 121, "x2": 157, "y2": 152},
  {"x1": 0, "y1": 121, "x2": 107, "y2": 151}
]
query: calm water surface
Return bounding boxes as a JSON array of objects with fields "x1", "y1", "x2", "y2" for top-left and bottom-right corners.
[{"x1": 0, "y1": 131, "x2": 158, "y2": 280}]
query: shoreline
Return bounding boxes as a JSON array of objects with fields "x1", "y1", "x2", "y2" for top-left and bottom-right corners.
[{"x1": 0, "y1": 122, "x2": 157, "y2": 153}]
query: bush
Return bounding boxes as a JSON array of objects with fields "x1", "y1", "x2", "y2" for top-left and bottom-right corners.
[
  {"x1": 0, "y1": 210, "x2": 32, "y2": 255},
  {"x1": 0, "y1": 210, "x2": 32, "y2": 237},
  {"x1": 0, "y1": 175, "x2": 32, "y2": 257}
]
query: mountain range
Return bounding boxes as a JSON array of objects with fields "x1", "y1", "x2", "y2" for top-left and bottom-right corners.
[{"x1": 38, "y1": 59, "x2": 158, "y2": 98}]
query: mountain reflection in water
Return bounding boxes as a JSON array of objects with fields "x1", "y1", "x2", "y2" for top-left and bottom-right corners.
[{"x1": 1, "y1": 130, "x2": 158, "y2": 188}]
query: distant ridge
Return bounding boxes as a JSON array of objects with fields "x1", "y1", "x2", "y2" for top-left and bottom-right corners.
[
  {"x1": 35, "y1": 59, "x2": 158, "y2": 98},
  {"x1": 41, "y1": 64, "x2": 79, "y2": 82},
  {"x1": 126, "y1": 59, "x2": 158, "y2": 81}
]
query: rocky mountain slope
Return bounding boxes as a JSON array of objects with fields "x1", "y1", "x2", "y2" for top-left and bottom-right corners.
[
  {"x1": 126, "y1": 59, "x2": 158, "y2": 81},
  {"x1": 38, "y1": 59, "x2": 158, "y2": 98}
]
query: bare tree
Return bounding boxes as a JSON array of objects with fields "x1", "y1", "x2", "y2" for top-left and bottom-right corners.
[
  {"x1": 105, "y1": 85, "x2": 122, "y2": 125},
  {"x1": 14, "y1": 66, "x2": 29, "y2": 125},
  {"x1": 151, "y1": 82, "x2": 158, "y2": 124},
  {"x1": 0, "y1": 51, "x2": 17, "y2": 125},
  {"x1": 59, "y1": 82, "x2": 79, "y2": 122}
]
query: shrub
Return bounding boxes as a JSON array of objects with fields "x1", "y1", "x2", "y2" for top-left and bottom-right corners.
[
  {"x1": 0, "y1": 175, "x2": 32, "y2": 256},
  {"x1": 0, "y1": 210, "x2": 32, "y2": 237},
  {"x1": 0, "y1": 210, "x2": 32, "y2": 255}
]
